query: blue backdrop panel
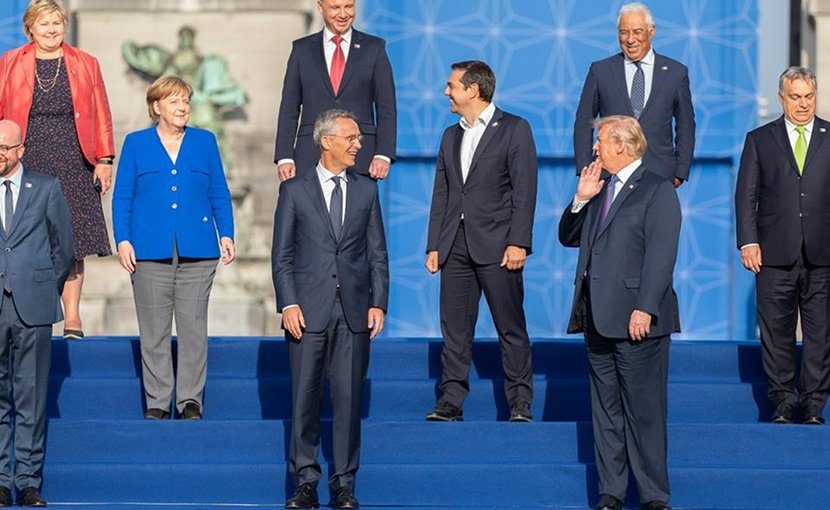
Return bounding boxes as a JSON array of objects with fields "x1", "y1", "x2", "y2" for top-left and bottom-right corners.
[
  {"x1": 0, "y1": 1, "x2": 28, "y2": 50},
  {"x1": 366, "y1": 0, "x2": 759, "y2": 340}
]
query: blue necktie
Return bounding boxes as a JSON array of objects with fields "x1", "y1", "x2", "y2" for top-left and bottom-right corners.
[
  {"x1": 594, "y1": 176, "x2": 618, "y2": 239},
  {"x1": 631, "y1": 61, "x2": 645, "y2": 119},
  {"x1": 329, "y1": 176, "x2": 343, "y2": 241}
]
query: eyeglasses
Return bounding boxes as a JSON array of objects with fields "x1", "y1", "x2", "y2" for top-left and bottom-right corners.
[
  {"x1": 325, "y1": 134, "x2": 364, "y2": 144},
  {"x1": 618, "y1": 28, "x2": 650, "y2": 39},
  {"x1": 0, "y1": 143, "x2": 21, "y2": 155}
]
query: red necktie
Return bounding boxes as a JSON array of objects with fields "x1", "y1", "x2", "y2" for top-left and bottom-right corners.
[{"x1": 330, "y1": 34, "x2": 345, "y2": 95}]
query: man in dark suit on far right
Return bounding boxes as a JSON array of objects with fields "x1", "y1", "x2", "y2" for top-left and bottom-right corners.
[
  {"x1": 735, "y1": 66, "x2": 830, "y2": 425},
  {"x1": 574, "y1": 2, "x2": 695, "y2": 187}
]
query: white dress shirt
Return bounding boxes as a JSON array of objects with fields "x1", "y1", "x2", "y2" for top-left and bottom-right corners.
[
  {"x1": 784, "y1": 117, "x2": 814, "y2": 151},
  {"x1": 0, "y1": 165, "x2": 23, "y2": 230},
  {"x1": 624, "y1": 48, "x2": 655, "y2": 107},
  {"x1": 571, "y1": 158, "x2": 643, "y2": 213},
  {"x1": 316, "y1": 162, "x2": 348, "y2": 225},
  {"x1": 459, "y1": 102, "x2": 496, "y2": 183}
]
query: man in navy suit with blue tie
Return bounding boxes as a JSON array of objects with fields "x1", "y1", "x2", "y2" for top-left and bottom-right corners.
[
  {"x1": 560, "y1": 116, "x2": 681, "y2": 510},
  {"x1": 274, "y1": 0, "x2": 396, "y2": 181},
  {"x1": 574, "y1": 2, "x2": 695, "y2": 187},
  {"x1": 0, "y1": 119, "x2": 74, "y2": 507},
  {"x1": 272, "y1": 110, "x2": 388, "y2": 509}
]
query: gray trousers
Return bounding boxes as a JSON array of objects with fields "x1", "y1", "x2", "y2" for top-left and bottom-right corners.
[
  {"x1": 131, "y1": 253, "x2": 217, "y2": 414},
  {"x1": 288, "y1": 294, "x2": 370, "y2": 494},
  {"x1": 0, "y1": 292, "x2": 51, "y2": 490}
]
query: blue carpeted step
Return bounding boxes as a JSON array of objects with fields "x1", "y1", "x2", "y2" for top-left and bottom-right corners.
[
  {"x1": 45, "y1": 420, "x2": 830, "y2": 468},
  {"x1": 46, "y1": 376, "x2": 778, "y2": 422},
  {"x1": 50, "y1": 337, "x2": 769, "y2": 383},
  {"x1": 41, "y1": 462, "x2": 830, "y2": 508}
]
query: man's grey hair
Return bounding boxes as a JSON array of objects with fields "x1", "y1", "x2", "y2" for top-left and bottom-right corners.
[
  {"x1": 618, "y1": 2, "x2": 655, "y2": 28},
  {"x1": 778, "y1": 66, "x2": 817, "y2": 94},
  {"x1": 593, "y1": 115, "x2": 648, "y2": 159},
  {"x1": 313, "y1": 109, "x2": 358, "y2": 147}
]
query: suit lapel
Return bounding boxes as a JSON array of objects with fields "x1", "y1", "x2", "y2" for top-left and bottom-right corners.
[
  {"x1": 311, "y1": 31, "x2": 336, "y2": 98},
  {"x1": 21, "y1": 45, "x2": 36, "y2": 96},
  {"x1": 594, "y1": 165, "x2": 645, "y2": 241},
  {"x1": 302, "y1": 170, "x2": 337, "y2": 243},
  {"x1": 63, "y1": 45, "x2": 80, "y2": 107},
  {"x1": 451, "y1": 126, "x2": 464, "y2": 184},
  {"x1": 611, "y1": 54, "x2": 632, "y2": 115},
  {"x1": 639, "y1": 53, "x2": 667, "y2": 119},
  {"x1": 337, "y1": 30, "x2": 364, "y2": 96},
  {"x1": 466, "y1": 108, "x2": 503, "y2": 181},
  {"x1": 770, "y1": 117, "x2": 801, "y2": 175},
  {"x1": 803, "y1": 117, "x2": 829, "y2": 172},
  {"x1": 6, "y1": 171, "x2": 33, "y2": 238}
]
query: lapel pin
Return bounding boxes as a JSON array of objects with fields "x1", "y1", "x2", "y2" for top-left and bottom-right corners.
[
  {"x1": 628, "y1": 184, "x2": 634, "y2": 189},
  {"x1": 354, "y1": 43, "x2": 361, "y2": 49},
  {"x1": 492, "y1": 121, "x2": 499, "y2": 127},
  {"x1": 25, "y1": 182, "x2": 32, "y2": 188},
  {"x1": 661, "y1": 65, "x2": 668, "y2": 71},
  {"x1": 821, "y1": 127, "x2": 827, "y2": 133}
]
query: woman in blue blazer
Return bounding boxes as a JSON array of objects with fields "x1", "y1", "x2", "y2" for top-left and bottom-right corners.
[{"x1": 112, "y1": 75, "x2": 234, "y2": 420}]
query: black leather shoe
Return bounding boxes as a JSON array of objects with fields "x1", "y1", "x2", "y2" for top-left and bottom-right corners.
[
  {"x1": 596, "y1": 494, "x2": 622, "y2": 510},
  {"x1": 771, "y1": 402, "x2": 794, "y2": 424},
  {"x1": 425, "y1": 400, "x2": 463, "y2": 421},
  {"x1": 332, "y1": 487, "x2": 359, "y2": 509},
  {"x1": 0, "y1": 486, "x2": 11, "y2": 507},
  {"x1": 642, "y1": 501, "x2": 672, "y2": 510},
  {"x1": 509, "y1": 399, "x2": 533, "y2": 422},
  {"x1": 285, "y1": 483, "x2": 318, "y2": 509},
  {"x1": 182, "y1": 402, "x2": 202, "y2": 420},
  {"x1": 18, "y1": 487, "x2": 46, "y2": 507},
  {"x1": 143, "y1": 408, "x2": 170, "y2": 420},
  {"x1": 802, "y1": 404, "x2": 826, "y2": 425}
]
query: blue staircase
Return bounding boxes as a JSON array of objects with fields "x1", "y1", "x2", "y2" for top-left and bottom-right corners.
[{"x1": 39, "y1": 337, "x2": 829, "y2": 509}]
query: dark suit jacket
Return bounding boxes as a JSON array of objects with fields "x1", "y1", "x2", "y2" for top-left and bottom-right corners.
[
  {"x1": 574, "y1": 52, "x2": 695, "y2": 182},
  {"x1": 274, "y1": 29, "x2": 397, "y2": 176},
  {"x1": 559, "y1": 165, "x2": 681, "y2": 338},
  {"x1": 272, "y1": 169, "x2": 389, "y2": 333},
  {"x1": 735, "y1": 115, "x2": 830, "y2": 266},
  {"x1": 426, "y1": 108, "x2": 538, "y2": 266},
  {"x1": 0, "y1": 168, "x2": 74, "y2": 326}
]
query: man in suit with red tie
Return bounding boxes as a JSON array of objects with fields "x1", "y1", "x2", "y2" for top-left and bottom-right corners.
[
  {"x1": 735, "y1": 66, "x2": 830, "y2": 425},
  {"x1": 574, "y1": 2, "x2": 695, "y2": 187},
  {"x1": 424, "y1": 61, "x2": 537, "y2": 423},
  {"x1": 274, "y1": 0, "x2": 397, "y2": 181}
]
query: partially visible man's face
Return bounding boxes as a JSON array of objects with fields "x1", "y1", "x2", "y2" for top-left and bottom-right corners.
[
  {"x1": 317, "y1": 0, "x2": 356, "y2": 35},
  {"x1": 618, "y1": 10, "x2": 654, "y2": 62},
  {"x1": 0, "y1": 128, "x2": 23, "y2": 179},
  {"x1": 445, "y1": 69, "x2": 474, "y2": 115},
  {"x1": 593, "y1": 125, "x2": 623, "y2": 173},
  {"x1": 779, "y1": 78, "x2": 817, "y2": 126}
]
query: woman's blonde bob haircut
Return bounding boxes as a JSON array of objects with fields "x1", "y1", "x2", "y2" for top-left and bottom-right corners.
[
  {"x1": 23, "y1": 0, "x2": 68, "y2": 40},
  {"x1": 146, "y1": 75, "x2": 193, "y2": 123}
]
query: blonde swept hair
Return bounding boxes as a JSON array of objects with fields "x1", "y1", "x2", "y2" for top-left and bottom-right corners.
[
  {"x1": 593, "y1": 115, "x2": 647, "y2": 158},
  {"x1": 145, "y1": 75, "x2": 193, "y2": 122},
  {"x1": 23, "y1": 0, "x2": 68, "y2": 40}
]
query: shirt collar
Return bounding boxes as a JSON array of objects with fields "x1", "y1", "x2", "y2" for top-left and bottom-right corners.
[
  {"x1": 459, "y1": 102, "x2": 496, "y2": 131},
  {"x1": 316, "y1": 162, "x2": 348, "y2": 184},
  {"x1": 624, "y1": 48, "x2": 655, "y2": 66},
  {"x1": 324, "y1": 26, "x2": 352, "y2": 45},
  {"x1": 784, "y1": 116, "x2": 814, "y2": 134},
  {"x1": 614, "y1": 158, "x2": 642, "y2": 186},
  {"x1": 0, "y1": 164, "x2": 23, "y2": 189}
]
